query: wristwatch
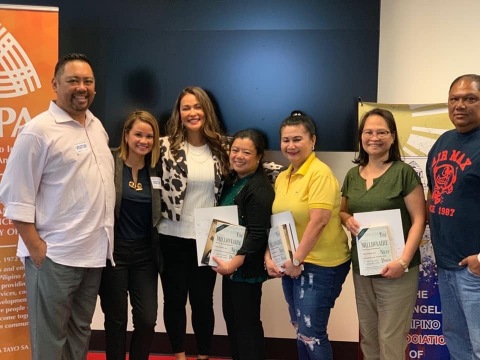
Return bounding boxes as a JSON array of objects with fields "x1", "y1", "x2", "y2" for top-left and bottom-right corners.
[
  {"x1": 398, "y1": 258, "x2": 408, "y2": 270},
  {"x1": 292, "y1": 258, "x2": 302, "y2": 267}
]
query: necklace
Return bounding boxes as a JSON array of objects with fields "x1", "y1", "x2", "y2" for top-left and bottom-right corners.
[
  {"x1": 187, "y1": 143, "x2": 208, "y2": 156},
  {"x1": 126, "y1": 165, "x2": 143, "y2": 191},
  {"x1": 187, "y1": 143, "x2": 210, "y2": 164}
]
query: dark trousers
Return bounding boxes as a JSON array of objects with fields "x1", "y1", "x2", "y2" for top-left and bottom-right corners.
[
  {"x1": 99, "y1": 238, "x2": 158, "y2": 360},
  {"x1": 222, "y1": 276, "x2": 265, "y2": 360},
  {"x1": 160, "y1": 234, "x2": 217, "y2": 355}
]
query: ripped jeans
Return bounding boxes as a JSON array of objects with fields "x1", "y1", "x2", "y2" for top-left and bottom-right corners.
[{"x1": 282, "y1": 260, "x2": 350, "y2": 360}]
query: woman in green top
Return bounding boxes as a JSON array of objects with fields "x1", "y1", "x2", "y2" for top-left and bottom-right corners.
[
  {"x1": 340, "y1": 108, "x2": 426, "y2": 360},
  {"x1": 213, "y1": 129, "x2": 274, "y2": 360}
]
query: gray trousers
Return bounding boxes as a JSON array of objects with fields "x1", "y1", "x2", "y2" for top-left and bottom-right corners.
[
  {"x1": 353, "y1": 265, "x2": 419, "y2": 360},
  {"x1": 25, "y1": 257, "x2": 102, "y2": 360}
]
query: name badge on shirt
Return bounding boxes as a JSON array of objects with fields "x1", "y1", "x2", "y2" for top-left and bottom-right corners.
[
  {"x1": 150, "y1": 177, "x2": 161, "y2": 189},
  {"x1": 75, "y1": 142, "x2": 89, "y2": 154}
]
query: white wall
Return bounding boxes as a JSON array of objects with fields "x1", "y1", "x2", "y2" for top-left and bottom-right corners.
[
  {"x1": 378, "y1": 0, "x2": 480, "y2": 104},
  {"x1": 92, "y1": 0, "x2": 480, "y2": 344}
]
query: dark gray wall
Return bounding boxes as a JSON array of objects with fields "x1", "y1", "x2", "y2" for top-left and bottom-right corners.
[{"x1": 5, "y1": 0, "x2": 380, "y2": 150}]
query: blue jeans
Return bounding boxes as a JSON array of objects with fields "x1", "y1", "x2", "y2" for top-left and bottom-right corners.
[
  {"x1": 282, "y1": 260, "x2": 351, "y2": 360},
  {"x1": 438, "y1": 267, "x2": 480, "y2": 360}
]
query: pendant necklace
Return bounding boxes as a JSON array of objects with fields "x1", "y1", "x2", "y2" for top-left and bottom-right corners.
[{"x1": 127, "y1": 165, "x2": 143, "y2": 191}]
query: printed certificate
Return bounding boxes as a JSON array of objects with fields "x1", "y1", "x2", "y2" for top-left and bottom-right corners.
[
  {"x1": 356, "y1": 225, "x2": 393, "y2": 276},
  {"x1": 354, "y1": 209, "x2": 405, "y2": 276}
]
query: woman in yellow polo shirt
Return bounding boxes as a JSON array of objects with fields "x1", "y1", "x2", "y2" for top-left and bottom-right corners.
[{"x1": 265, "y1": 110, "x2": 351, "y2": 360}]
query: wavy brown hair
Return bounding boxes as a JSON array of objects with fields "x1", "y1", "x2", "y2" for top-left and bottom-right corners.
[{"x1": 166, "y1": 86, "x2": 229, "y2": 175}]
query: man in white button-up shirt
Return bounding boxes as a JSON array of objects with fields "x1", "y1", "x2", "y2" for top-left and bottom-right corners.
[{"x1": 0, "y1": 53, "x2": 115, "y2": 360}]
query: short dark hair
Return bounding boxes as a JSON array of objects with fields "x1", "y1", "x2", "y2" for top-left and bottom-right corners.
[
  {"x1": 449, "y1": 74, "x2": 480, "y2": 92},
  {"x1": 279, "y1": 110, "x2": 316, "y2": 142},
  {"x1": 354, "y1": 108, "x2": 401, "y2": 166},
  {"x1": 54, "y1": 53, "x2": 93, "y2": 78},
  {"x1": 231, "y1": 129, "x2": 266, "y2": 159}
]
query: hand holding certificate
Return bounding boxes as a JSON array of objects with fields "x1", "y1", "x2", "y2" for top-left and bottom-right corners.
[
  {"x1": 268, "y1": 223, "x2": 293, "y2": 270},
  {"x1": 269, "y1": 211, "x2": 303, "y2": 271},
  {"x1": 354, "y1": 209, "x2": 405, "y2": 276},
  {"x1": 202, "y1": 219, "x2": 246, "y2": 267},
  {"x1": 194, "y1": 206, "x2": 239, "y2": 266}
]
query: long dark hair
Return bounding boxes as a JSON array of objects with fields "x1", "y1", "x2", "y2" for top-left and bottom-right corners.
[{"x1": 354, "y1": 108, "x2": 401, "y2": 166}]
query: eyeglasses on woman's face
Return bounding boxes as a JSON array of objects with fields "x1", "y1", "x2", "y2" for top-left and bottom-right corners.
[{"x1": 361, "y1": 130, "x2": 391, "y2": 139}]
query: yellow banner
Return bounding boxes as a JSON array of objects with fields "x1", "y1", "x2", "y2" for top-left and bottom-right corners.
[{"x1": 0, "y1": 5, "x2": 58, "y2": 359}]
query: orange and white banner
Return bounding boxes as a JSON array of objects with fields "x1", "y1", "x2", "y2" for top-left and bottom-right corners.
[{"x1": 0, "y1": 5, "x2": 58, "y2": 359}]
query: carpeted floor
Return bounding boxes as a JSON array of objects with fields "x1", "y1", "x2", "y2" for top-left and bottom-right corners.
[{"x1": 87, "y1": 352, "x2": 229, "y2": 360}]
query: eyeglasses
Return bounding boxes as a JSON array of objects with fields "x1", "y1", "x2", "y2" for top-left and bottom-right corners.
[{"x1": 361, "y1": 130, "x2": 391, "y2": 139}]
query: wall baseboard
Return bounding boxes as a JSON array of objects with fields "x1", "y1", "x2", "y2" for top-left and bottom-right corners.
[{"x1": 90, "y1": 330, "x2": 360, "y2": 359}]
